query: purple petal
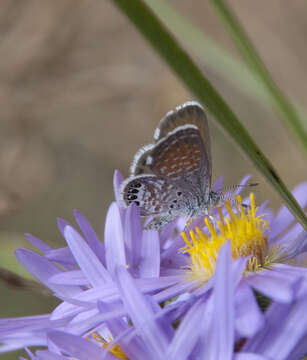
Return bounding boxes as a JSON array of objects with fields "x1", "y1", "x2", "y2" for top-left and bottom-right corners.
[
  {"x1": 212, "y1": 175, "x2": 224, "y2": 192},
  {"x1": 47, "y1": 330, "x2": 105, "y2": 360},
  {"x1": 113, "y1": 169, "x2": 124, "y2": 205},
  {"x1": 146, "y1": 296, "x2": 174, "y2": 341},
  {"x1": 243, "y1": 299, "x2": 307, "y2": 359},
  {"x1": 66, "y1": 307, "x2": 127, "y2": 337},
  {"x1": 159, "y1": 220, "x2": 179, "y2": 249},
  {"x1": 160, "y1": 236, "x2": 185, "y2": 264},
  {"x1": 115, "y1": 266, "x2": 168, "y2": 359},
  {"x1": 69, "y1": 308, "x2": 99, "y2": 325},
  {"x1": 98, "y1": 301, "x2": 150, "y2": 360},
  {"x1": 139, "y1": 230, "x2": 160, "y2": 278},
  {"x1": 35, "y1": 350, "x2": 67, "y2": 359},
  {"x1": 163, "y1": 292, "x2": 197, "y2": 323},
  {"x1": 286, "y1": 333, "x2": 307, "y2": 360},
  {"x1": 45, "y1": 247, "x2": 75, "y2": 266},
  {"x1": 74, "y1": 209, "x2": 105, "y2": 264},
  {"x1": 235, "y1": 354, "x2": 270, "y2": 360},
  {"x1": 104, "y1": 203, "x2": 126, "y2": 277},
  {"x1": 236, "y1": 174, "x2": 252, "y2": 195},
  {"x1": 270, "y1": 182, "x2": 307, "y2": 239},
  {"x1": 36, "y1": 351, "x2": 67, "y2": 359},
  {"x1": 58, "y1": 297, "x2": 96, "y2": 310},
  {"x1": 261, "y1": 301, "x2": 307, "y2": 359},
  {"x1": 57, "y1": 218, "x2": 72, "y2": 238},
  {"x1": 166, "y1": 299, "x2": 204, "y2": 360},
  {"x1": 277, "y1": 230, "x2": 307, "y2": 260},
  {"x1": 270, "y1": 263, "x2": 307, "y2": 297},
  {"x1": 154, "y1": 281, "x2": 197, "y2": 303},
  {"x1": 256, "y1": 201, "x2": 273, "y2": 224},
  {"x1": 113, "y1": 170, "x2": 126, "y2": 223},
  {"x1": 246, "y1": 269, "x2": 301, "y2": 303},
  {"x1": 232, "y1": 257, "x2": 249, "y2": 287},
  {"x1": 51, "y1": 276, "x2": 180, "y2": 321},
  {"x1": 235, "y1": 282, "x2": 264, "y2": 337},
  {"x1": 123, "y1": 202, "x2": 142, "y2": 269},
  {"x1": 15, "y1": 249, "x2": 80, "y2": 297},
  {"x1": 24, "y1": 234, "x2": 51, "y2": 253},
  {"x1": 0, "y1": 315, "x2": 67, "y2": 335},
  {"x1": 64, "y1": 226, "x2": 111, "y2": 287},
  {"x1": 49, "y1": 270, "x2": 89, "y2": 286},
  {"x1": 272, "y1": 263, "x2": 307, "y2": 277},
  {"x1": 0, "y1": 331, "x2": 47, "y2": 353},
  {"x1": 209, "y1": 241, "x2": 234, "y2": 360}
]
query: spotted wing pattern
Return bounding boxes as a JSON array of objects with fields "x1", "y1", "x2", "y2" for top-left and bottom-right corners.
[
  {"x1": 120, "y1": 175, "x2": 186, "y2": 216},
  {"x1": 149, "y1": 125, "x2": 209, "y2": 196},
  {"x1": 131, "y1": 101, "x2": 212, "y2": 195}
]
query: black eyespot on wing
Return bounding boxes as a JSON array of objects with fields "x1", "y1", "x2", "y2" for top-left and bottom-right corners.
[
  {"x1": 130, "y1": 189, "x2": 139, "y2": 194},
  {"x1": 135, "y1": 201, "x2": 140, "y2": 206},
  {"x1": 177, "y1": 191, "x2": 182, "y2": 196},
  {"x1": 128, "y1": 195, "x2": 137, "y2": 200}
]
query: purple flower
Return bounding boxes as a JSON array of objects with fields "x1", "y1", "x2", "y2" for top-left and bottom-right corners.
[
  {"x1": 5, "y1": 241, "x2": 307, "y2": 360},
  {"x1": 0, "y1": 171, "x2": 181, "y2": 355},
  {"x1": 152, "y1": 180, "x2": 306, "y2": 341},
  {"x1": 1, "y1": 170, "x2": 307, "y2": 359}
]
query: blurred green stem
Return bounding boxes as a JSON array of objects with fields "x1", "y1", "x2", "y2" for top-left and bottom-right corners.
[
  {"x1": 0, "y1": 267, "x2": 51, "y2": 296},
  {"x1": 211, "y1": 0, "x2": 307, "y2": 154},
  {"x1": 144, "y1": 0, "x2": 307, "y2": 136},
  {"x1": 111, "y1": 0, "x2": 307, "y2": 230}
]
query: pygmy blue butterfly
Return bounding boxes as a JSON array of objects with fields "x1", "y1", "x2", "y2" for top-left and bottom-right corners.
[{"x1": 120, "y1": 101, "x2": 255, "y2": 229}]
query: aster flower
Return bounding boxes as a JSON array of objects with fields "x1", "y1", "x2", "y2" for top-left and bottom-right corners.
[
  {"x1": 6, "y1": 242, "x2": 307, "y2": 360},
  {"x1": 122, "y1": 175, "x2": 307, "y2": 339},
  {"x1": 1, "y1": 170, "x2": 307, "y2": 358},
  {"x1": 0, "y1": 170, "x2": 182, "y2": 355},
  {"x1": 157, "y1": 182, "x2": 307, "y2": 339},
  {"x1": 181, "y1": 185, "x2": 307, "y2": 292},
  {"x1": 170, "y1": 241, "x2": 307, "y2": 360}
]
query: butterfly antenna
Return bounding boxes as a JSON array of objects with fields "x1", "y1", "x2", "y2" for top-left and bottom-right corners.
[
  {"x1": 222, "y1": 183, "x2": 258, "y2": 193},
  {"x1": 217, "y1": 183, "x2": 259, "y2": 209}
]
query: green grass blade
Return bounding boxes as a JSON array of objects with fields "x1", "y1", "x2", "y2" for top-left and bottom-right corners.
[
  {"x1": 110, "y1": 0, "x2": 307, "y2": 230},
  {"x1": 144, "y1": 0, "x2": 307, "y2": 137},
  {"x1": 211, "y1": 0, "x2": 307, "y2": 154}
]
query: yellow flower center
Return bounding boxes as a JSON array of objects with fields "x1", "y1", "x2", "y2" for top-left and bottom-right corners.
[
  {"x1": 181, "y1": 193, "x2": 270, "y2": 283},
  {"x1": 89, "y1": 332, "x2": 129, "y2": 359}
]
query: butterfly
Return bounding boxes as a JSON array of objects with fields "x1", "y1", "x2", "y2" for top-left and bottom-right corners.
[{"x1": 120, "y1": 101, "x2": 255, "y2": 229}]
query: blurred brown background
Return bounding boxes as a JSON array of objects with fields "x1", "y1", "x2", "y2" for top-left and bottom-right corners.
[{"x1": 0, "y1": 1, "x2": 306, "y2": 358}]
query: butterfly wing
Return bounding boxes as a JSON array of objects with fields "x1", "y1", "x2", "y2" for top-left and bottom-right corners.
[
  {"x1": 131, "y1": 101, "x2": 211, "y2": 198},
  {"x1": 129, "y1": 144, "x2": 154, "y2": 175},
  {"x1": 120, "y1": 175, "x2": 187, "y2": 216}
]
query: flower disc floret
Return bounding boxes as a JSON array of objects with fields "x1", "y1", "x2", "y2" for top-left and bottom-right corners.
[{"x1": 182, "y1": 193, "x2": 270, "y2": 282}]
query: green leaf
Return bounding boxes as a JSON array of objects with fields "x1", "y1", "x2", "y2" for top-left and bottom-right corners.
[
  {"x1": 110, "y1": 0, "x2": 307, "y2": 230},
  {"x1": 144, "y1": 0, "x2": 307, "y2": 138},
  {"x1": 210, "y1": 0, "x2": 307, "y2": 154},
  {"x1": 0, "y1": 232, "x2": 35, "y2": 280}
]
